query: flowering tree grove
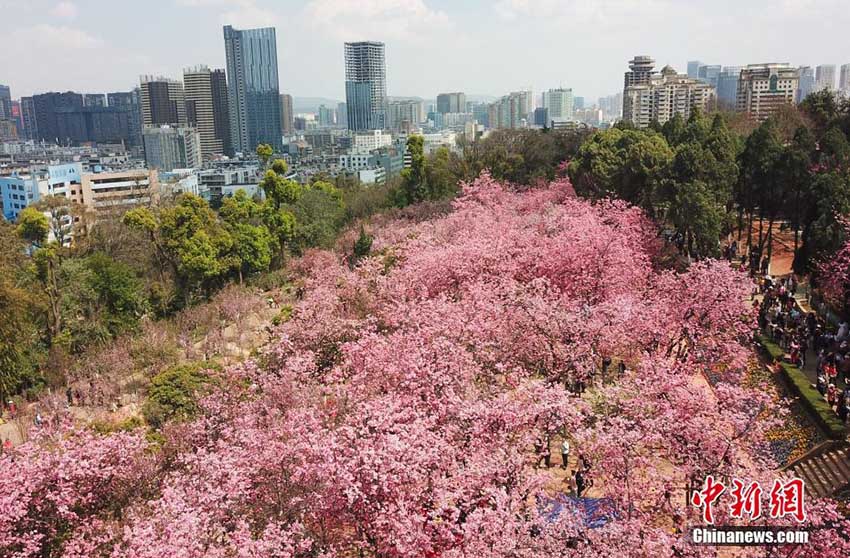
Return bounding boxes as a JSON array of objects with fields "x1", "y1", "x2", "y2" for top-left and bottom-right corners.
[{"x1": 2, "y1": 172, "x2": 849, "y2": 557}]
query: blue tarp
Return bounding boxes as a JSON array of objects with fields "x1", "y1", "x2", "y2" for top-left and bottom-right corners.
[{"x1": 539, "y1": 493, "x2": 619, "y2": 528}]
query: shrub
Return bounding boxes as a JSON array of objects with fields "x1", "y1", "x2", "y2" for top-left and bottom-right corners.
[{"x1": 142, "y1": 362, "x2": 217, "y2": 429}]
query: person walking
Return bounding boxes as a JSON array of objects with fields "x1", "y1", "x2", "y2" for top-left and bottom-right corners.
[
  {"x1": 561, "y1": 438, "x2": 570, "y2": 469},
  {"x1": 565, "y1": 470, "x2": 578, "y2": 497}
]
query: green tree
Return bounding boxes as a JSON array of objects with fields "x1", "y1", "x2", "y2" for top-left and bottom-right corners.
[
  {"x1": 0, "y1": 223, "x2": 43, "y2": 401},
  {"x1": 290, "y1": 181, "x2": 346, "y2": 251},
  {"x1": 124, "y1": 194, "x2": 234, "y2": 305},
  {"x1": 256, "y1": 143, "x2": 274, "y2": 168},
  {"x1": 667, "y1": 180, "x2": 723, "y2": 259},
  {"x1": 143, "y1": 362, "x2": 215, "y2": 429},
  {"x1": 220, "y1": 190, "x2": 274, "y2": 282},
  {"x1": 16, "y1": 206, "x2": 49, "y2": 246},
  {"x1": 425, "y1": 146, "x2": 458, "y2": 200},
  {"x1": 570, "y1": 127, "x2": 673, "y2": 215},
  {"x1": 738, "y1": 118, "x2": 784, "y2": 260},
  {"x1": 400, "y1": 135, "x2": 427, "y2": 205}
]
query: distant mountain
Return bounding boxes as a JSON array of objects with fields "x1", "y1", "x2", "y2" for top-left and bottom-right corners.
[{"x1": 292, "y1": 97, "x2": 343, "y2": 113}]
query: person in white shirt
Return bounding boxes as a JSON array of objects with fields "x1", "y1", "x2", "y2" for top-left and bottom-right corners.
[{"x1": 561, "y1": 439, "x2": 570, "y2": 470}]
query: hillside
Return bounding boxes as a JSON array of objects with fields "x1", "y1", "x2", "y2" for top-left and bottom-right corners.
[{"x1": 4, "y1": 172, "x2": 848, "y2": 557}]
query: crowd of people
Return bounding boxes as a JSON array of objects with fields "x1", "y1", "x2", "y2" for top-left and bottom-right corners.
[
  {"x1": 756, "y1": 274, "x2": 850, "y2": 423},
  {"x1": 535, "y1": 434, "x2": 595, "y2": 498}
]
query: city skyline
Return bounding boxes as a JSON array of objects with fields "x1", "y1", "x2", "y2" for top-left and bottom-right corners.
[{"x1": 2, "y1": 0, "x2": 850, "y2": 102}]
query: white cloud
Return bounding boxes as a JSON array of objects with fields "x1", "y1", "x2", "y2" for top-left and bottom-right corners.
[
  {"x1": 495, "y1": 0, "x2": 669, "y2": 25},
  {"x1": 15, "y1": 24, "x2": 103, "y2": 49},
  {"x1": 50, "y1": 1, "x2": 78, "y2": 19},
  {"x1": 303, "y1": 0, "x2": 452, "y2": 42},
  {"x1": 176, "y1": 0, "x2": 279, "y2": 27}
]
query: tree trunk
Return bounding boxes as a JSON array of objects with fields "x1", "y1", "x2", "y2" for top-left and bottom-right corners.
[
  {"x1": 765, "y1": 217, "x2": 775, "y2": 269},
  {"x1": 746, "y1": 211, "x2": 753, "y2": 252}
]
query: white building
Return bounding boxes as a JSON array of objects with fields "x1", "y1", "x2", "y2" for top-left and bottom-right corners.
[
  {"x1": 839, "y1": 64, "x2": 850, "y2": 95},
  {"x1": 622, "y1": 62, "x2": 715, "y2": 128},
  {"x1": 542, "y1": 88, "x2": 574, "y2": 122},
  {"x1": 736, "y1": 64, "x2": 800, "y2": 122},
  {"x1": 142, "y1": 125, "x2": 203, "y2": 171},
  {"x1": 815, "y1": 64, "x2": 836, "y2": 92},
  {"x1": 352, "y1": 129, "x2": 392, "y2": 153}
]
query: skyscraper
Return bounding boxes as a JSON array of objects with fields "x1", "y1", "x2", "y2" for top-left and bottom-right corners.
[
  {"x1": 344, "y1": 41, "x2": 387, "y2": 131},
  {"x1": 210, "y1": 69, "x2": 231, "y2": 156},
  {"x1": 815, "y1": 64, "x2": 836, "y2": 91},
  {"x1": 436, "y1": 92, "x2": 466, "y2": 114},
  {"x1": 280, "y1": 93, "x2": 294, "y2": 135},
  {"x1": 32, "y1": 91, "x2": 84, "y2": 143},
  {"x1": 336, "y1": 102, "x2": 348, "y2": 129},
  {"x1": 839, "y1": 64, "x2": 850, "y2": 94},
  {"x1": 687, "y1": 61, "x2": 703, "y2": 79},
  {"x1": 541, "y1": 88, "x2": 574, "y2": 122},
  {"x1": 184, "y1": 65, "x2": 227, "y2": 160},
  {"x1": 140, "y1": 76, "x2": 186, "y2": 127},
  {"x1": 697, "y1": 65, "x2": 721, "y2": 88},
  {"x1": 716, "y1": 67, "x2": 741, "y2": 108},
  {"x1": 20, "y1": 97, "x2": 37, "y2": 140},
  {"x1": 223, "y1": 25, "x2": 283, "y2": 153},
  {"x1": 0, "y1": 85, "x2": 11, "y2": 121},
  {"x1": 107, "y1": 89, "x2": 143, "y2": 147},
  {"x1": 798, "y1": 66, "x2": 815, "y2": 102}
]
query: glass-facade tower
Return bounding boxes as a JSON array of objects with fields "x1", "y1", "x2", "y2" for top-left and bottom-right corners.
[{"x1": 223, "y1": 25, "x2": 282, "y2": 153}]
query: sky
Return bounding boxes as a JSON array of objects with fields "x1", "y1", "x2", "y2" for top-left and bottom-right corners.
[{"x1": 1, "y1": 0, "x2": 849, "y2": 103}]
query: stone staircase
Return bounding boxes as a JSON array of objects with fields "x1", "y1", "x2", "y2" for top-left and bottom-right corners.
[{"x1": 783, "y1": 441, "x2": 850, "y2": 498}]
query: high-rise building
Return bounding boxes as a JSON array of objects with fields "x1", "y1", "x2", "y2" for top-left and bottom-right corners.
[
  {"x1": 10, "y1": 101, "x2": 23, "y2": 137},
  {"x1": 487, "y1": 91, "x2": 532, "y2": 129},
  {"x1": 533, "y1": 107, "x2": 549, "y2": 127},
  {"x1": 0, "y1": 84, "x2": 11, "y2": 121},
  {"x1": 598, "y1": 93, "x2": 623, "y2": 121},
  {"x1": 140, "y1": 76, "x2": 186, "y2": 127},
  {"x1": 210, "y1": 69, "x2": 231, "y2": 156},
  {"x1": 317, "y1": 105, "x2": 336, "y2": 127},
  {"x1": 344, "y1": 41, "x2": 387, "y2": 131},
  {"x1": 184, "y1": 65, "x2": 228, "y2": 160},
  {"x1": 622, "y1": 60, "x2": 715, "y2": 128},
  {"x1": 32, "y1": 91, "x2": 84, "y2": 143},
  {"x1": 336, "y1": 102, "x2": 347, "y2": 129},
  {"x1": 839, "y1": 64, "x2": 850, "y2": 94},
  {"x1": 737, "y1": 63, "x2": 800, "y2": 122},
  {"x1": 574, "y1": 97, "x2": 585, "y2": 110},
  {"x1": 716, "y1": 67, "x2": 741, "y2": 108},
  {"x1": 815, "y1": 64, "x2": 836, "y2": 92},
  {"x1": 697, "y1": 65, "x2": 721, "y2": 89},
  {"x1": 436, "y1": 92, "x2": 466, "y2": 114},
  {"x1": 280, "y1": 94, "x2": 294, "y2": 135},
  {"x1": 84, "y1": 94, "x2": 107, "y2": 108},
  {"x1": 798, "y1": 66, "x2": 815, "y2": 102},
  {"x1": 223, "y1": 25, "x2": 283, "y2": 153},
  {"x1": 142, "y1": 125, "x2": 202, "y2": 171},
  {"x1": 687, "y1": 61, "x2": 703, "y2": 79},
  {"x1": 541, "y1": 88, "x2": 574, "y2": 122},
  {"x1": 625, "y1": 56, "x2": 656, "y2": 88},
  {"x1": 387, "y1": 99, "x2": 424, "y2": 131},
  {"x1": 107, "y1": 89, "x2": 143, "y2": 147},
  {"x1": 470, "y1": 102, "x2": 489, "y2": 128},
  {"x1": 20, "y1": 97, "x2": 36, "y2": 140}
]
